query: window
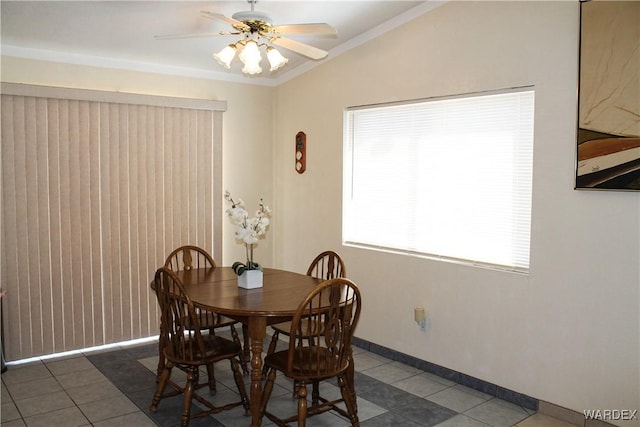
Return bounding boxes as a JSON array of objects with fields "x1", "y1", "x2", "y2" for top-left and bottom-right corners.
[{"x1": 343, "y1": 88, "x2": 535, "y2": 272}]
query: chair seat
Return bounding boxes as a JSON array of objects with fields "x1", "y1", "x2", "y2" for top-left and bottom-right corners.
[
  {"x1": 264, "y1": 347, "x2": 348, "y2": 380},
  {"x1": 198, "y1": 312, "x2": 238, "y2": 330},
  {"x1": 178, "y1": 312, "x2": 238, "y2": 330},
  {"x1": 165, "y1": 334, "x2": 242, "y2": 366},
  {"x1": 270, "y1": 318, "x2": 325, "y2": 336}
]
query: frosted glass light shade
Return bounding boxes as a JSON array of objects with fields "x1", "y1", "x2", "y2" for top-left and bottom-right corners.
[
  {"x1": 213, "y1": 44, "x2": 237, "y2": 69},
  {"x1": 239, "y1": 40, "x2": 262, "y2": 74},
  {"x1": 266, "y1": 46, "x2": 288, "y2": 71}
]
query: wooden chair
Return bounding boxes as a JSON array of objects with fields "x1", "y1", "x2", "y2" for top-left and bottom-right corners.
[
  {"x1": 260, "y1": 278, "x2": 362, "y2": 427},
  {"x1": 149, "y1": 267, "x2": 249, "y2": 427},
  {"x1": 159, "y1": 245, "x2": 248, "y2": 377},
  {"x1": 265, "y1": 251, "x2": 346, "y2": 372}
]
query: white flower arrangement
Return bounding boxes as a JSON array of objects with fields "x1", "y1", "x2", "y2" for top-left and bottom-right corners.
[{"x1": 224, "y1": 190, "x2": 271, "y2": 275}]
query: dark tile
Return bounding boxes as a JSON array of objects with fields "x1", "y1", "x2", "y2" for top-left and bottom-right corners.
[
  {"x1": 369, "y1": 342, "x2": 397, "y2": 361},
  {"x1": 352, "y1": 336, "x2": 371, "y2": 351},
  {"x1": 94, "y1": 362, "x2": 157, "y2": 394},
  {"x1": 396, "y1": 352, "x2": 426, "y2": 370},
  {"x1": 129, "y1": 385, "x2": 229, "y2": 427},
  {"x1": 86, "y1": 350, "x2": 130, "y2": 366},
  {"x1": 361, "y1": 411, "x2": 424, "y2": 427},
  {"x1": 356, "y1": 376, "x2": 428, "y2": 411},
  {"x1": 496, "y1": 386, "x2": 538, "y2": 411},
  {"x1": 459, "y1": 373, "x2": 497, "y2": 396},
  {"x1": 425, "y1": 362, "x2": 460, "y2": 383},
  {"x1": 123, "y1": 343, "x2": 158, "y2": 360},
  {"x1": 393, "y1": 399, "x2": 458, "y2": 426}
]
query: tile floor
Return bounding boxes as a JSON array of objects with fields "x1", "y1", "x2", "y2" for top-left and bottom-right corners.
[{"x1": 1, "y1": 335, "x2": 576, "y2": 427}]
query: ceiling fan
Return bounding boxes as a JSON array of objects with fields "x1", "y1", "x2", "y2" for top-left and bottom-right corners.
[{"x1": 155, "y1": 0, "x2": 338, "y2": 74}]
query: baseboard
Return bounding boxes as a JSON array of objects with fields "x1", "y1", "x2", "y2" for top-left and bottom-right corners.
[{"x1": 352, "y1": 336, "x2": 538, "y2": 411}]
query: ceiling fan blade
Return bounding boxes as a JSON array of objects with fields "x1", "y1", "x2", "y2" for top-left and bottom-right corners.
[
  {"x1": 200, "y1": 11, "x2": 249, "y2": 31},
  {"x1": 155, "y1": 31, "x2": 235, "y2": 40},
  {"x1": 271, "y1": 36, "x2": 328, "y2": 60},
  {"x1": 271, "y1": 23, "x2": 337, "y2": 36}
]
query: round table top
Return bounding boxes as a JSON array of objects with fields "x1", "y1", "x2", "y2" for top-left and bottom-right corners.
[{"x1": 173, "y1": 267, "x2": 322, "y2": 318}]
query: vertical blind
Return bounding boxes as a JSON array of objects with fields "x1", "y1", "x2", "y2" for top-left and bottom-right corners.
[
  {"x1": 1, "y1": 84, "x2": 224, "y2": 360},
  {"x1": 343, "y1": 88, "x2": 535, "y2": 272}
]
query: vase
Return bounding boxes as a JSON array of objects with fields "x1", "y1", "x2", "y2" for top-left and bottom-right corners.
[{"x1": 238, "y1": 269, "x2": 263, "y2": 289}]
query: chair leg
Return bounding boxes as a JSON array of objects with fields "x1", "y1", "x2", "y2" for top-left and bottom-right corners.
[
  {"x1": 338, "y1": 374, "x2": 360, "y2": 427},
  {"x1": 297, "y1": 382, "x2": 308, "y2": 427},
  {"x1": 260, "y1": 368, "x2": 277, "y2": 415},
  {"x1": 311, "y1": 381, "x2": 320, "y2": 406},
  {"x1": 181, "y1": 369, "x2": 197, "y2": 427},
  {"x1": 229, "y1": 358, "x2": 250, "y2": 414},
  {"x1": 242, "y1": 324, "x2": 250, "y2": 374},
  {"x1": 230, "y1": 324, "x2": 249, "y2": 375},
  {"x1": 156, "y1": 334, "x2": 167, "y2": 381},
  {"x1": 150, "y1": 363, "x2": 172, "y2": 412},
  {"x1": 263, "y1": 331, "x2": 280, "y2": 378},
  {"x1": 205, "y1": 363, "x2": 217, "y2": 395}
]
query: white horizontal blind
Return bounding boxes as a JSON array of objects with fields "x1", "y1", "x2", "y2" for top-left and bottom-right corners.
[
  {"x1": 1, "y1": 87, "x2": 223, "y2": 360},
  {"x1": 343, "y1": 89, "x2": 535, "y2": 271}
]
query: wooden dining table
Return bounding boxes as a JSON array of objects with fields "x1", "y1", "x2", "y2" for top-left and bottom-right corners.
[{"x1": 171, "y1": 266, "x2": 323, "y2": 427}]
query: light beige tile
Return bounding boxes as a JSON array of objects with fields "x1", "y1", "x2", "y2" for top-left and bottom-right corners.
[
  {"x1": 92, "y1": 411, "x2": 157, "y2": 427},
  {"x1": 14, "y1": 390, "x2": 75, "y2": 418},
  {"x1": 2, "y1": 379, "x2": 12, "y2": 399},
  {"x1": 538, "y1": 401, "x2": 585, "y2": 426},
  {"x1": 65, "y1": 380, "x2": 126, "y2": 405},
  {"x1": 1, "y1": 363, "x2": 50, "y2": 385},
  {"x1": 420, "y1": 371, "x2": 458, "y2": 387},
  {"x1": 352, "y1": 352, "x2": 392, "y2": 371},
  {"x1": 464, "y1": 398, "x2": 531, "y2": 427},
  {"x1": 1, "y1": 400, "x2": 21, "y2": 423},
  {"x1": 45, "y1": 356, "x2": 95, "y2": 376},
  {"x1": 1, "y1": 419, "x2": 27, "y2": 427},
  {"x1": 435, "y1": 414, "x2": 491, "y2": 427},
  {"x1": 585, "y1": 419, "x2": 618, "y2": 427},
  {"x1": 516, "y1": 413, "x2": 582, "y2": 427},
  {"x1": 361, "y1": 361, "x2": 421, "y2": 384},
  {"x1": 54, "y1": 366, "x2": 108, "y2": 389},
  {"x1": 136, "y1": 355, "x2": 158, "y2": 373},
  {"x1": 392, "y1": 372, "x2": 451, "y2": 397},
  {"x1": 78, "y1": 395, "x2": 139, "y2": 423},
  {"x1": 5, "y1": 376, "x2": 63, "y2": 400},
  {"x1": 22, "y1": 406, "x2": 90, "y2": 427},
  {"x1": 427, "y1": 386, "x2": 490, "y2": 412}
]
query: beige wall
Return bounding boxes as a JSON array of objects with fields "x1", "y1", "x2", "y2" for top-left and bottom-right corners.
[
  {"x1": 0, "y1": 57, "x2": 276, "y2": 267},
  {"x1": 273, "y1": 2, "x2": 639, "y2": 425},
  {"x1": 2, "y1": 1, "x2": 639, "y2": 424}
]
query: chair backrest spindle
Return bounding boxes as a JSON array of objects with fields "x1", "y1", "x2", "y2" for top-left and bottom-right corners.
[
  {"x1": 164, "y1": 245, "x2": 216, "y2": 272},
  {"x1": 154, "y1": 267, "x2": 207, "y2": 362},
  {"x1": 306, "y1": 250, "x2": 346, "y2": 280}
]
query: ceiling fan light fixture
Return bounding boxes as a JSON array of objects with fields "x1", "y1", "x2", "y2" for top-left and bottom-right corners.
[
  {"x1": 213, "y1": 44, "x2": 237, "y2": 69},
  {"x1": 238, "y1": 39, "x2": 262, "y2": 74},
  {"x1": 266, "y1": 46, "x2": 288, "y2": 71}
]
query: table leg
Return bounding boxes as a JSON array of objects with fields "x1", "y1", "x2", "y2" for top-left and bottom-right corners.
[{"x1": 248, "y1": 317, "x2": 267, "y2": 427}]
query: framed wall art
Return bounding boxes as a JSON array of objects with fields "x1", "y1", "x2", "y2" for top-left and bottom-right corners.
[{"x1": 576, "y1": 0, "x2": 640, "y2": 190}]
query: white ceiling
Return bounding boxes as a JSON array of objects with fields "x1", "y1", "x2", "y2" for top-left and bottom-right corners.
[{"x1": 1, "y1": 1, "x2": 441, "y2": 85}]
